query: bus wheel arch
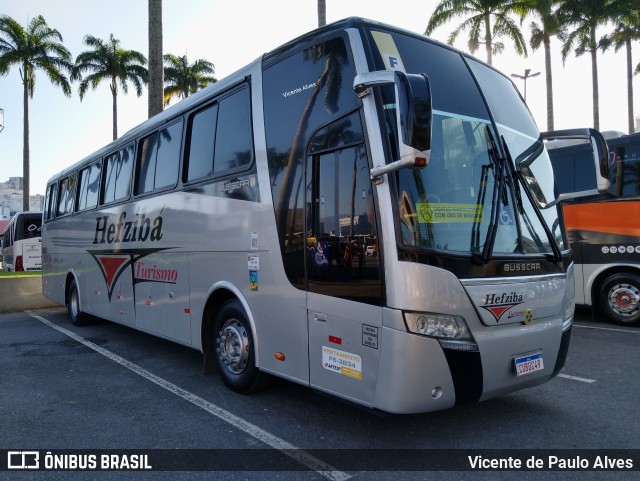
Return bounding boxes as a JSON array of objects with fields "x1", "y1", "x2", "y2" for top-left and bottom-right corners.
[
  {"x1": 65, "y1": 273, "x2": 89, "y2": 326},
  {"x1": 594, "y1": 269, "x2": 640, "y2": 325},
  {"x1": 201, "y1": 286, "x2": 269, "y2": 393},
  {"x1": 201, "y1": 287, "x2": 236, "y2": 374}
]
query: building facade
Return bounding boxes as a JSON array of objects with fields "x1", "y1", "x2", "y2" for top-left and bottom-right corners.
[{"x1": 0, "y1": 177, "x2": 43, "y2": 218}]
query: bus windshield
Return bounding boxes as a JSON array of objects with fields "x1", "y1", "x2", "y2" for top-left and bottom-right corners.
[{"x1": 366, "y1": 28, "x2": 564, "y2": 256}]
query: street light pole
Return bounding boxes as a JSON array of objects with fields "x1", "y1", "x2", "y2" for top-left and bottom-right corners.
[{"x1": 511, "y1": 69, "x2": 540, "y2": 102}]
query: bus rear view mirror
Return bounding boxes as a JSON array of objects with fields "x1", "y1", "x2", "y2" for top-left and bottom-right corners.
[
  {"x1": 354, "y1": 71, "x2": 432, "y2": 179},
  {"x1": 542, "y1": 128, "x2": 610, "y2": 200}
]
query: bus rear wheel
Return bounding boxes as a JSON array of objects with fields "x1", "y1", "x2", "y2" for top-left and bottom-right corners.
[
  {"x1": 599, "y1": 273, "x2": 640, "y2": 325},
  {"x1": 67, "y1": 280, "x2": 90, "y2": 326},
  {"x1": 213, "y1": 300, "x2": 269, "y2": 393}
]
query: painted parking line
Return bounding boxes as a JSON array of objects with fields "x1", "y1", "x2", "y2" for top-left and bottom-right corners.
[
  {"x1": 574, "y1": 324, "x2": 640, "y2": 335},
  {"x1": 558, "y1": 373, "x2": 596, "y2": 383},
  {"x1": 558, "y1": 323, "x2": 640, "y2": 384},
  {"x1": 26, "y1": 311, "x2": 351, "y2": 481}
]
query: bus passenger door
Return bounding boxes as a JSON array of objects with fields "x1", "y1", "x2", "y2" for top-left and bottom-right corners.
[{"x1": 306, "y1": 145, "x2": 384, "y2": 406}]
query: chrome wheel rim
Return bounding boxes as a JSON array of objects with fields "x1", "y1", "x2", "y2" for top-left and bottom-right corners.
[
  {"x1": 607, "y1": 282, "x2": 640, "y2": 318},
  {"x1": 216, "y1": 318, "x2": 250, "y2": 374}
]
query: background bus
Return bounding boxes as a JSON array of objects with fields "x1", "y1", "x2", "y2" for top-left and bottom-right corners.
[
  {"x1": 547, "y1": 132, "x2": 640, "y2": 325},
  {"x1": 1, "y1": 212, "x2": 43, "y2": 272},
  {"x1": 42, "y1": 18, "x2": 605, "y2": 413}
]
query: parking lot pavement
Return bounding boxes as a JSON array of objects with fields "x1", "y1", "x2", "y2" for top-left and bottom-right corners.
[{"x1": 0, "y1": 307, "x2": 638, "y2": 480}]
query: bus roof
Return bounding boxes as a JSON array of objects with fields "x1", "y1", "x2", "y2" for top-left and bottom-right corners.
[{"x1": 47, "y1": 16, "x2": 500, "y2": 185}]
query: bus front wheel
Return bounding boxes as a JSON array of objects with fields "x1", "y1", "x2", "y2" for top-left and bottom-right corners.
[
  {"x1": 213, "y1": 300, "x2": 269, "y2": 393},
  {"x1": 599, "y1": 273, "x2": 640, "y2": 325},
  {"x1": 67, "y1": 280, "x2": 89, "y2": 326}
]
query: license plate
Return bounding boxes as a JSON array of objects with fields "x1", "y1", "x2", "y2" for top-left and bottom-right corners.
[{"x1": 514, "y1": 352, "x2": 544, "y2": 377}]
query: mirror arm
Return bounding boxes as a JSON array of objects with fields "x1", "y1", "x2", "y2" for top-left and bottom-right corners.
[
  {"x1": 354, "y1": 71, "x2": 432, "y2": 181},
  {"x1": 369, "y1": 157, "x2": 417, "y2": 180}
]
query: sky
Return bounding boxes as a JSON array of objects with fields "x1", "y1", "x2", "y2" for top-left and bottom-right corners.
[{"x1": 1, "y1": 0, "x2": 638, "y2": 197}]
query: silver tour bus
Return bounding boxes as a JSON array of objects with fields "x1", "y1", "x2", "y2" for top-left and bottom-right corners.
[{"x1": 42, "y1": 18, "x2": 607, "y2": 413}]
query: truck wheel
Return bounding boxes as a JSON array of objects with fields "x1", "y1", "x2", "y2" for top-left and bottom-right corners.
[
  {"x1": 68, "y1": 280, "x2": 90, "y2": 326},
  {"x1": 598, "y1": 273, "x2": 640, "y2": 325},
  {"x1": 213, "y1": 300, "x2": 269, "y2": 393}
]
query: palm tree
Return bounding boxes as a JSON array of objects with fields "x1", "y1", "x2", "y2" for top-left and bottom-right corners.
[
  {"x1": 148, "y1": 0, "x2": 164, "y2": 118},
  {"x1": 425, "y1": 0, "x2": 528, "y2": 65},
  {"x1": 600, "y1": 9, "x2": 640, "y2": 134},
  {"x1": 72, "y1": 34, "x2": 148, "y2": 141},
  {"x1": 0, "y1": 15, "x2": 73, "y2": 212},
  {"x1": 516, "y1": 1, "x2": 563, "y2": 131},
  {"x1": 318, "y1": 0, "x2": 327, "y2": 27},
  {"x1": 559, "y1": 0, "x2": 625, "y2": 130},
  {"x1": 163, "y1": 54, "x2": 216, "y2": 105}
]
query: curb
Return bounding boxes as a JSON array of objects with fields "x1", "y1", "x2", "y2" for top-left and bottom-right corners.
[{"x1": 0, "y1": 277, "x2": 59, "y2": 313}]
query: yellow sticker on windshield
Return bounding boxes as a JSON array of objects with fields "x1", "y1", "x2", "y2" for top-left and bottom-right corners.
[
  {"x1": 416, "y1": 203, "x2": 484, "y2": 223},
  {"x1": 371, "y1": 31, "x2": 406, "y2": 72}
]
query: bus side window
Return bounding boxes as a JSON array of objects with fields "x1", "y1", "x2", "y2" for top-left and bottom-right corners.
[
  {"x1": 102, "y1": 143, "x2": 134, "y2": 204},
  {"x1": 185, "y1": 104, "x2": 218, "y2": 182},
  {"x1": 77, "y1": 161, "x2": 101, "y2": 211},
  {"x1": 103, "y1": 152, "x2": 118, "y2": 203},
  {"x1": 213, "y1": 88, "x2": 253, "y2": 175},
  {"x1": 56, "y1": 175, "x2": 76, "y2": 217},
  {"x1": 136, "y1": 120, "x2": 183, "y2": 194},
  {"x1": 138, "y1": 132, "x2": 159, "y2": 194},
  {"x1": 44, "y1": 183, "x2": 57, "y2": 220}
]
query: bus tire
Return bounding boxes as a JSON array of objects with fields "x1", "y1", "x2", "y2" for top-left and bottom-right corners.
[
  {"x1": 213, "y1": 299, "x2": 269, "y2": 393},
  {"x1": 68, "y1": 280, "x2": 90, "y2": 326},
  {"x1": 598, "y1": 273, "x2": 640, "y2": 325}
]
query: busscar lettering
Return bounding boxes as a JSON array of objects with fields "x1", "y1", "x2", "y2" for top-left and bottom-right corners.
[
  {"x1": 93, "y1": 212, "x2": 163, "y2": 244},
  {"x1": 504, "y1": 262, "x2": 541, "y2": 272}
]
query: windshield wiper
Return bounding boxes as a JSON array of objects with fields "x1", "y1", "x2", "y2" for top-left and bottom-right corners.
[
  {"x1": 501, "y1": 137, "x2": 563, "y2": 263},
  {"x1": 501, "y1": 135, "x2": 525, "y2": 253},
  {"x1": 471, "y1": 163, "x2": 491, "y2": 257},
  {"x1": 478, "y1": 126, "x2": 504, "y2": 264},
  {"x1": 501, "y1": 136, "x2": 524, "y2": 216}
]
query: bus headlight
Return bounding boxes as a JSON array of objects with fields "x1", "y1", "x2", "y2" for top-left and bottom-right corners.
[
  {"x1": 562, "y1": 299, "x2": 575, "y2": 332},
  {"x1": 404, "y1": 312, "x2": 472, "y2": 340}
]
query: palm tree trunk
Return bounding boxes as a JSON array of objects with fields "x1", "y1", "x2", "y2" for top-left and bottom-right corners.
[
  {"x1": 148, "y1": 0, "x2": 164, "y2": 118},
  {"x1": 22, "y1": 64, "x2": 30, "y2": 212},
  {"x1": 317, "y1": 0, "x2": 326, "y2": 27},
  {"x1": 484, "y1": 13, "x2": 492, "y2": 65},
  {"x1": 111, "y1": 78, "x2": 118, "y2": 140},
  {"x1": 590, "y1": 30, "x2": 599, "y2": 130},
  {"x1": 625, "y1": 38, "x2": 634, "y2": 134},
  {"x1": 543, "y1": 34, "x2": 554, "y2": 131}
]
